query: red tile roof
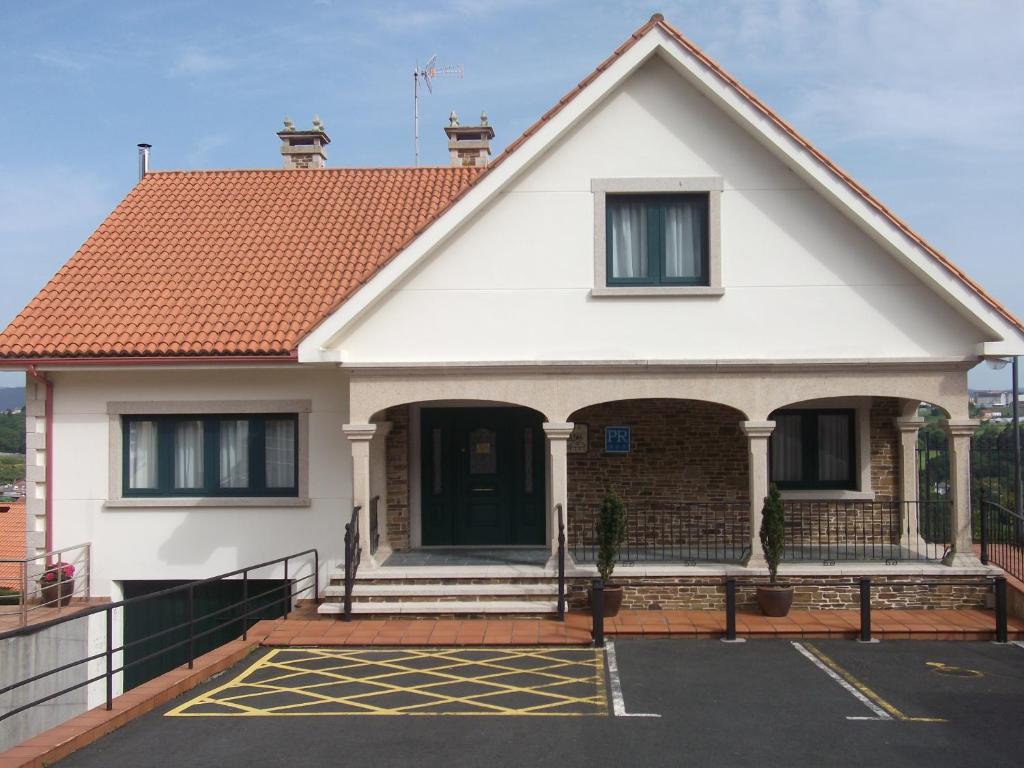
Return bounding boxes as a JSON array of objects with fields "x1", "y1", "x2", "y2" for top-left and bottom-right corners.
[
  {"x1": 0, "y1": 14, "x2": 1019, "y2": 361},
  {"x1": 0, "y1": 168, "x2": 481, "y2": 358},
  {"x1": 0, "y1": 499, "x2": 25, "y2": 588}
]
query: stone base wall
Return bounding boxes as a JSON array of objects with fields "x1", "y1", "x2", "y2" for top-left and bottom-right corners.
[{"x1": 567, "y1": 575, "x2": 990, "y2": 611}]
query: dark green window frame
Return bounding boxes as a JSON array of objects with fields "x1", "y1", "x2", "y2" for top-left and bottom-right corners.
[
  {"x1": 122, "y1": 414, "x2": 299, "y2": 498},
  {"x1": 605, "y1": 193, "x2": 710, "y2": 286},
  {"x1": 769, "y1": 409, "x2": 857, "y2": 491}
]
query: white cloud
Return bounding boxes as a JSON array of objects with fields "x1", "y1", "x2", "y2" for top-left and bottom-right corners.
[
  {"x1": 32, "y1": 50, "x2": 87, "y2": 71},
  {"x1": 0, "y1": 166, "x2": 113, "y2": 236},
  {"x1": 677, "y1": 0, "x2": 1024, "y2": 150},
  {"x1": 168, "y1": 49, "x2": 236, "y2": 77},
  {"x1": 185, "y1": 134, "x2": 232, "y2": 167}
]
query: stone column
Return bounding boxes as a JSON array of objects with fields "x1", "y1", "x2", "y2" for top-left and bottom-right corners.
[
  {"x1": 369, "y1": 421, "x2": 393, "y2": 559},
  {"x1": 896, "y1": 416, "x2": 926, "y2": 545},
  {"x1": 543, "y1": 422, "x2": 574, "y2": 556},
  {"x1": 343, "y1": 423, "x2": 377, "y2": 564},
  {"x1": 740, "y1": 420, "x2": 775, "y2": 567},
  {"x1": 942, "y1": 419, "x2": 981, "y2": 567}
]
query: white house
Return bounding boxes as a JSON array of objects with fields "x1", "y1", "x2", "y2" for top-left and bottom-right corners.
[{"x1": 1, "y1": 15, "x2": 1020, "y2": 627}]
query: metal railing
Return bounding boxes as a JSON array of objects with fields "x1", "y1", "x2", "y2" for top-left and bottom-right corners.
[
  {"x1": 979, "y1": 496, "x2": 1024, "y2": 583},
  {"x1": 0, "y1": 549, "x2": 318, "y2": 725},
  {"x1": 0, "y1": 543, "x2": 91, "y2": 628},
  {"x1": 556, "y1": 503, "x2": 565, "y2": 621},
  {"x1": 343, "y1": 503, "x2": 361, "y2": 622},
  {"x1": 369, "y1": 496, "x2": 380, "y2": 557},
  {"x1": 588, "y1": 574, "x2": 1010, "y2": 646},
  {"x1": 780, "y1": 500, "x2": 952, "y2": 564},
  {"x1": 570, "y1": 501, "x2": 750, "y2": 564}
]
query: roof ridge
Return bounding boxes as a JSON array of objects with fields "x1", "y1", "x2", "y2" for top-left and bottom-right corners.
[{"x1": 143, "y1": 166, "x2": 481, "y2": 175}]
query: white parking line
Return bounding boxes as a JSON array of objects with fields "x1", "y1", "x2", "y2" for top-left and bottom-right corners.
[
  {"x1": 604, "y1": 641, "x2": 661, "y2": 718},
  {"x1": 791, "y1": 642, "x2": 891, "y2": 721},
  {"x1": 1012, "y1": 641, "x2": 1024, "y2": 650}
]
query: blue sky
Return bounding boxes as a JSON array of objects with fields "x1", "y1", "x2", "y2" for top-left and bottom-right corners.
[{"x1": 1, "y1": 0, "x2": 1022, "y2": 389}]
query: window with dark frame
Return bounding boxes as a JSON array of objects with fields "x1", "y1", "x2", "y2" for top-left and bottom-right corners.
[
  {"x1": 122, "y1": 414, "x2": 299, "y2": 498},
  {"x1": 606, "y1": 193, "x2": 709, "y2": 286},
  {"x1": 769, "y1": 409, "x2": 856, "y2": 490}
]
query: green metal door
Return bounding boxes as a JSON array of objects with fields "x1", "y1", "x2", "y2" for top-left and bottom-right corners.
[{"x1": 421, "y1": 407, "x2": 545, "y2": 546}]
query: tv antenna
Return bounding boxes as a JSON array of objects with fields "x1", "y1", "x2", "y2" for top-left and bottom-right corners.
[{"x1": 414, "y1": 55, "x2": 463, "y2": 166}]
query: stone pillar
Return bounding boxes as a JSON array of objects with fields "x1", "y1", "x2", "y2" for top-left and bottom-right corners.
[
  {"x1": 942, "y1": 419, "x2": 981, "y2": 567},
  {"x1": 369, "y1": 421, "x2": 393, "y2": 559},
  {"x1": 896, "y1": 416, "x2": 926, "y2": 544},
  {"x1": 740, "y1": 420, "x2": 775, "y2": 567},
  {"x1": 343, "y1": 423, "x2": 377, "y2": 564},
  {"x1": 543, "y1": 422, "x2": 574, "y2": 556}
]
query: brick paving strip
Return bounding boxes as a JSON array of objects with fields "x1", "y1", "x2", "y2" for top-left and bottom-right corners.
[{"x1": 2, "y1": 608, "x2": 1022, "y2": 767}]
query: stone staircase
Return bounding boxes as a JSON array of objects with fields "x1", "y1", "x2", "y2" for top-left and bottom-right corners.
[{"x1": 318, "y1": 572, "x2": 563, "y2": 617}]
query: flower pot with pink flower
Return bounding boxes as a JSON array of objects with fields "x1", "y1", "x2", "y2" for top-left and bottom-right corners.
[{"x1": 39, "y1": 562, "x2": 76, "y2": 607}]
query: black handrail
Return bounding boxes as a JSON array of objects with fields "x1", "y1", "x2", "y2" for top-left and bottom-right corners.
[
  {"x1": 0, "y1": 548, "x2": 319, "y2": 723},
  {"x1": 978, "y1": 495, "x2": 1024, "y2": 582},
  {"x1": 343, "y1": 504, "x2": 361, "y2": 621},
  {"x1": 556, "y1": 503, "x2": 566, "y2": 621},
  {"x1": 369, "y1": 495, "x2": 380, "y2": 556}
]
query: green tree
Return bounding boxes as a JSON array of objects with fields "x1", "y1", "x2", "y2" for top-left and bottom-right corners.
[{"x1": 759, "y1": 484, "x2": 785, "y2": 585}]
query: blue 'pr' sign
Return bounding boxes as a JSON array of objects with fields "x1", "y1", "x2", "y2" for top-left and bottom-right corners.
[{"x1": 604, "y1": 426, "x2": 631, "y2": 454}]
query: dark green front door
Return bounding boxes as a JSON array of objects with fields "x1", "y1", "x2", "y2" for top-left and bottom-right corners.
[{"x1": 421, "y1": 407, "x2": 545, "y2": 546}]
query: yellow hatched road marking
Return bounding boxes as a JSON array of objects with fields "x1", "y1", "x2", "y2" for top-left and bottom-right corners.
[
  {"x1": 802, "y1": 643, "x2": 946, "y2": 723},
  {"x1": 166, "y1": 647, "x2": 608, "y2": 717}
]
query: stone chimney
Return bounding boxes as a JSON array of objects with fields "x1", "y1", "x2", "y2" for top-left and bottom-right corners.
[
  {"x1": 277, "y1": 116, "x2": 330, "y2": 169},
  {"x1": 443, "y1": 111, "x2": 495, "y2": 167}
]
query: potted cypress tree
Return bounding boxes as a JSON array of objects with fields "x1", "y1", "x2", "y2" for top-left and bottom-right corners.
[
  {"x1": 591, "y1": 490, "x2": 627, "y2": 617},
  {"x1": 756, "y1": 484, "x2": 793, "y2": 616}
]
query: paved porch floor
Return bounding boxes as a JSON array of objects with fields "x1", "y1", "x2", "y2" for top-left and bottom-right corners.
[
  {"x1": 250, "y1": 605, "x2": 1023, "y2": 646},
  {"x1": 378, "y1": 547, "x2": 551, "y2": 567}
]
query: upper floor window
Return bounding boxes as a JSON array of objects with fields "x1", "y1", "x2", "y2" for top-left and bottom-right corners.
[
  {"x1": 123, "y1": 413, "x2": 298, "y2": 497},
  {"x1": 606, "y1": 193, "x2": 709, "y2": 286},
  {"x1": 769, "y1": 409, "x2": 856, "y2": 490}
]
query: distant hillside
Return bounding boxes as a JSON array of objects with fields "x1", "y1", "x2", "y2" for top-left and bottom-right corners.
[{"x1": 0, "y1": 387, "x2": 24, "y2": 411}]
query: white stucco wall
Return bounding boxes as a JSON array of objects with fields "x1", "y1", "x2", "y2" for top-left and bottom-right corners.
[
  {"x1": 330, "y1": 54, "x2": 985, "y2": 363},
  {"x1": 48, "y1": 368, "x2": 350, "y2": 596}
]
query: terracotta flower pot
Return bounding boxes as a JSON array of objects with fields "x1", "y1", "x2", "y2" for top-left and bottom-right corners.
[
  {"x1": 589, "y1": 584, "x2": 625, "y2": 617},
  {"x1": 756, "y1": 585, "x2": 794, "y2": 617},
  {"x1": 40, "y1": 580, "x2": 75, "y2": 607}
]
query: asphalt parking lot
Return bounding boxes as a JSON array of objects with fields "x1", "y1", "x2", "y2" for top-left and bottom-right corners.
[{"x1": 58, "y1": 639, "x2": 1024, "y2": 768}]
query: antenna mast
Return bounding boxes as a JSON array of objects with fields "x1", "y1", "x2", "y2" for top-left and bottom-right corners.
[{"x1": 414, "y1": 55, "x2": 463, "y2": 166}]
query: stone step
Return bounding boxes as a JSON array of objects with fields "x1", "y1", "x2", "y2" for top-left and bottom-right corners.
[
  {"x1": 324, "y1": 583, "x2": 558, "y2": 599},
  {"x1": 317, "y1": 600, "x2": 559, "y2": 616},
  {"x1": 330, "y1": 571, "x2": 559, "y2": 586}
]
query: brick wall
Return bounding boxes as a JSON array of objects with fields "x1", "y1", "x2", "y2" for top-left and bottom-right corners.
[
  {"x1": 567, "y1": 400, "x2": 750, "y2": 553},
  {"x1": 870, "y1": 397, "x2": 901, "y2": 502},
  {"x1": 385, "y1": 406, "x2": 410, "y2": 550}
]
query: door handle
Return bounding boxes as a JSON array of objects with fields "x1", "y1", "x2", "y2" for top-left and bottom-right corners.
[{"x1": 471, "y1": 487, "x2": 496, "y2": 492}]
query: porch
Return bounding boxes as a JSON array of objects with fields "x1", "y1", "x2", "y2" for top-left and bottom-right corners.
[{"x1": 326, "y1": 364, "x2": 990, "y2": 616}]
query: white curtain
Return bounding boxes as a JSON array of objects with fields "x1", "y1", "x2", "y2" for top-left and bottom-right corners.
[
  {"x1": 664, "y1": 199, "x2": 705, "y2": 279},
  {"x1": 128, "y1": 420, "x2": 158, "y2": 489},
  {"x1": 770, "y1": 414, "x2": 803, "y2": 482},
  {"x1": 609, "y1": 201, "x2": 648, "y2": 278},
  {"x1": 219, "y1": 419, "x2": 249, "y2": 488},
  {"x1": 174, "y1": 420, "x2": 204, "y2": 489},
  {"x1": 817, "y1": 414, "x2": 850, "y2": 481},
  {"x1": 265, "y1": 419, "x2": 295, "y2": 488}
]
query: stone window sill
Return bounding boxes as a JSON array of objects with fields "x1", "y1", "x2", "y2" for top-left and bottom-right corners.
[
  {"x1": 590, "y1": 286, "x2": 724, "y2": 298},
  {"x1": 778, "y1": 490, "x2": 875, "y2": 502},
  {"x1": 104, "y1": 497, "x2": 311, "y2": 509}
]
